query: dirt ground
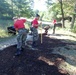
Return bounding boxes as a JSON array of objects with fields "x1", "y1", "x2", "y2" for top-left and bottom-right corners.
[{"x1": 0, "y1": 34, "x2": 75, "y2": 75}]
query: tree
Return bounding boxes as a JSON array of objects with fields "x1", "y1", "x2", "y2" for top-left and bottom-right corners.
[
  {"x1": 71, "y1": 4, "x2": 76, "y2": 29},
  {"x1": 45, "y1": 0, "x2": 74, "y2": 23},
  {"x1": 0, "y1": 0, "x2": 12, "y2": 19},
  {"x1": 58, "y1": 0, "x2": 65, "y2": 28},
  {"x1": 0, "y1": 0, "x2": 34, "y2": 19},
  {"x1": 12, "y1": 0, "x2": 34, "y2": 18},
  {"x1": 46, "y1": 0, "x2": 53, "y2": 7}
]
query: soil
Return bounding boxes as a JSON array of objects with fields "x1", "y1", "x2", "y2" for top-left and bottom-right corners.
[{"x1": 0, "y1": 34, "x2": 71, "y2": 75}]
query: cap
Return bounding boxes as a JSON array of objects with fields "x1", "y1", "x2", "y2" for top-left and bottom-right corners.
[
  {"x1": 36, "y1": 14, "x2": 40, "y2": 17},
  {"x1": 13, "y1": 17, "x2": 18, "y2": 20}
]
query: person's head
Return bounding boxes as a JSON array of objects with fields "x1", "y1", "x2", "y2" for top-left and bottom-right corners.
[
  {"x1": 36, "y1": 14, "x2": 40, "y2": 20},
  {"x1": 13, "y1": 17, "x2": 18, "y2": 22}
]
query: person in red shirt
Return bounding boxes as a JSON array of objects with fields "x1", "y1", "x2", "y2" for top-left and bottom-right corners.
[
  {"x1": 14, "y1": 18, "x2": 26, "y2": 30},
  {"x1": 53, "y1": 19, "x2": 57, "y2": 25},
  {"x1": 30, "y1": 14, "x2": 41, "y2": 48},
  {"x1": 13, "y1": 17, "x2": 27, "y2": 56},
  {"x1": 32, "y1": 17, "x2": 39, "y2": 28},
  {"x1": 52, "y1": 19, "x2": 57, "y2": 34}
]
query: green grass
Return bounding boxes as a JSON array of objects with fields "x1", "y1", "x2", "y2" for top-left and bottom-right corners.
[
  {"x1": 71, "y1": 24, "x2": 76, "y2": 33},
  {"x1": 0, "y1": 28, "x2": 9, "y2": 37}
]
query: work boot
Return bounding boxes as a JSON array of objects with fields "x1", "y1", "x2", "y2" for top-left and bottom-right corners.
[
  {"x1": 21, "y1": 47, "x2": 25, "y2": 51},
  {"x1": 32, "y1": 41, "x2": 38, "y2": 48},
  {"x1": 15, "y1": 49, "x2": 21, "y2": 56}
]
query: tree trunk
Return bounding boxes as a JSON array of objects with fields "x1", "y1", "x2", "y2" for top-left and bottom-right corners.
[
  {"x1": 59, "y1": 0, "x2": 65, "y2": 28},
  {"x1": 71, "y1": 15, "x2": 75, "y2": 29},
  {"x1": 70, "y1": 4, "x2": 76, "y2": 29}
]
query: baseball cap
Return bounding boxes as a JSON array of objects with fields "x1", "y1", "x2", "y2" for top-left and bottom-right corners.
[{"x1": 36, "y1": 14, "x2": 40, "y2": 17}]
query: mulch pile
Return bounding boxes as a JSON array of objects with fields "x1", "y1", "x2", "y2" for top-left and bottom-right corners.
[{"x1": 0, "y1": 34, "x2": 70, "y2": 75}]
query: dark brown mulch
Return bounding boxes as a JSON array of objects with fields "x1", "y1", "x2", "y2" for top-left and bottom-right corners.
[{"x1": 0, "y1": 34, "x2": 70, "y2": 75}]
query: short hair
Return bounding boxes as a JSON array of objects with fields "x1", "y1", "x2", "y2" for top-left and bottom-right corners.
[{"x1": 36, "y1": 14, "x2": 40, "y2": 17}]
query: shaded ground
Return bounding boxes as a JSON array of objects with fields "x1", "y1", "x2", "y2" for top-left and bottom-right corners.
[{"x1": 0, "y1": 34, "x2": 75, "y2": 75}]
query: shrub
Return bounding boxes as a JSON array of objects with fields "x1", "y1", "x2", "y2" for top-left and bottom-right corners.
[{"x1": 71, "y1": 25, "x2": 76, "y2": 33}]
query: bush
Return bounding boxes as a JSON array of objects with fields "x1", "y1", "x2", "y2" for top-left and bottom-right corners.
[
  {"x1": 0, "y1": 20, "x2": 13, "y2": 38},
  {"x1": 71, "y1": 25, "x2": 76, "y2": 33}
]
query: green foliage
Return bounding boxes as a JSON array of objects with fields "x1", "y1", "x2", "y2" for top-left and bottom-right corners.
[
  {"x1": 0, "y1": 28, "x2": 9, "y2": 38},
  {"x1": 11, "y1": 0, "x2": 34, "y2": 18},
  {"x1": 46, "y1": 0, "x2": 53, "y2": 7},
  {"x1": 0, "y1": 0, "x2": 12, "y2": 19},
  {"x1": 0, "y1": 20, "x2": 13, "y2": 38},
  {"x1": 45, "y1": 0, "x2": 76, "y2": 21},
  {"x1": 0, "y1": 0, "x2": 34, "y2": 19},
  {"x1": 0, "y1": 20, "x2": 13, "y2": 29},
  {"x1": 71, "y1": 24, "x2": 76, "y2": 33},
  {"x1": 39, "y1": 11, "x2": 51, "y2": 21}
]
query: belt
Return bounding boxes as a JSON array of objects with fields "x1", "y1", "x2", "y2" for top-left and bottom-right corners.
[{"x1": 18, "y1": 28, "x2": 25, "y2": 30}]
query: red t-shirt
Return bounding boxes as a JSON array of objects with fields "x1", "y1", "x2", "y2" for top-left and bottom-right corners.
[
  {"x1": 53, "y1": 20, "x2": 56, "y2": 24},
  {"x1": 32, "y1": 18, "x2": 39, "y2": 28},
  {"x1": 14, "y1": 19, "x2": 26, "y2": 30}
]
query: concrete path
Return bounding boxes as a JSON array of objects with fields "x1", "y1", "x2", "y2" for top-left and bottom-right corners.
[{"x1": 0, "y1": 36, "x2": 17, "y2": 50}]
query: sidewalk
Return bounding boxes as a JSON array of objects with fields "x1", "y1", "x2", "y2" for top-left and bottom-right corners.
[
  {"x1": 0, "y1": 29, "x2": 76, "y2": 51},
  {"x1": 0, "y1": 36, "x2": 17, "y2": 50},
  {"x1": 0, "y1": 35, "x2": 38, "y2": 51}
]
